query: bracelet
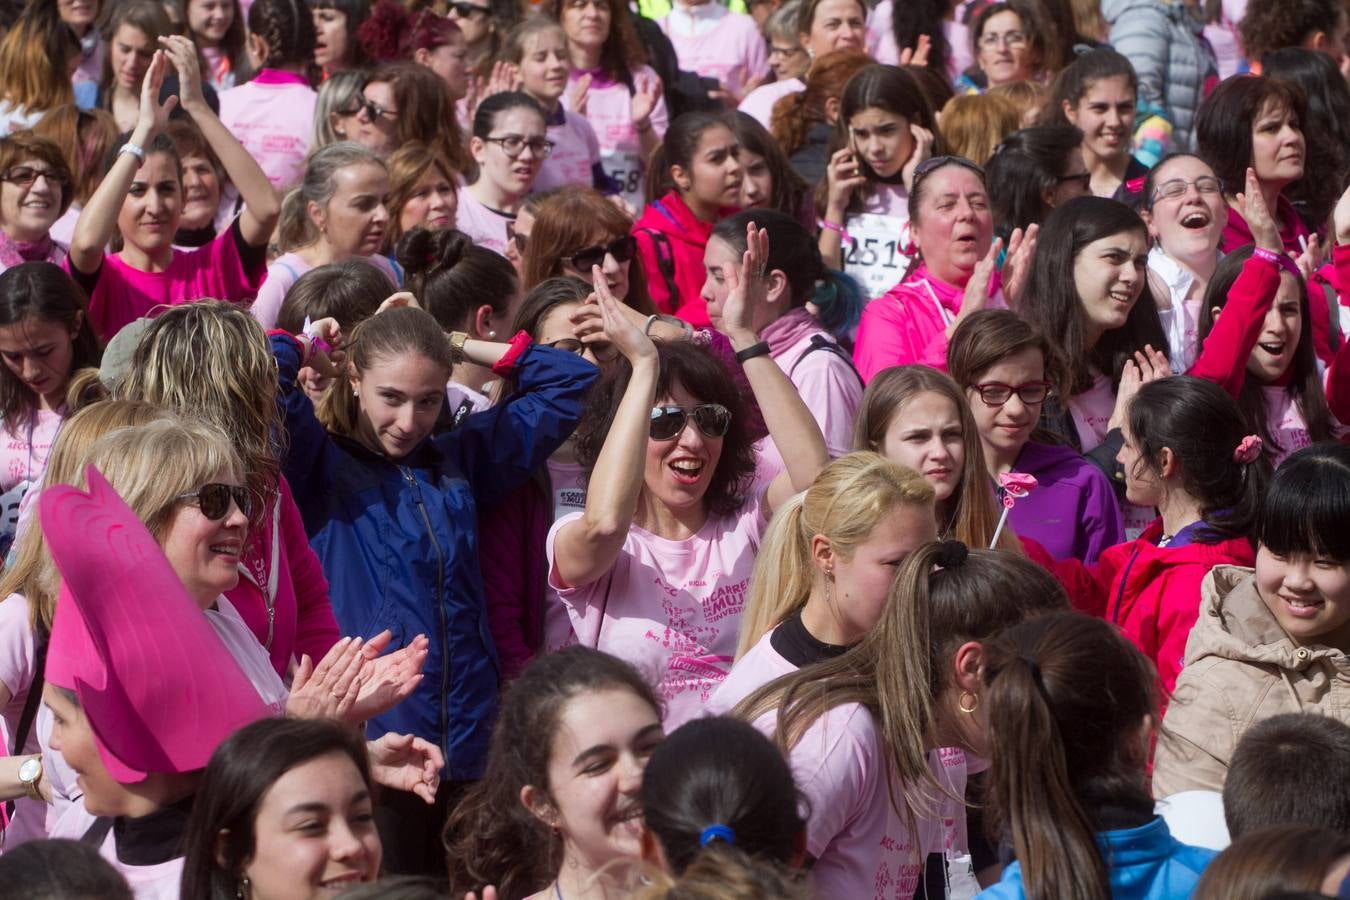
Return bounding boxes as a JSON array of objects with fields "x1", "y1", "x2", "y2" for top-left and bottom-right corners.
[
  {"x1": 635, "y1": 119, "x2": 653, "y2": 134},
  {"x1": 448, "y1": 331, "x2": 469, "y2": 364},
  {"x1": 118, "y1": 142, "x2": 146, "y2": 165},
  {"x1": 643, "y1": 314, "x2": 659, "y2": 335},
  {"x1": 818, "y1": 219, "x2": 852, "y2": 243},
  {"x1": 1252, "y1": 245, "x2": 1302, "y2": 278},
  {"x1": 644, "y1": 313, "x2": 694, "y2": 341},
  {"x1": 734, "y1": 340, "x2": 771, "y2": 363}
]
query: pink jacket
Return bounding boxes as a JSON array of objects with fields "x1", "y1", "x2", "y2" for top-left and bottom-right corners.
[
  {"x1": 224, "y1": 475, "x2": 340, "y2": 676},
  {"x1": 852, "y1": 262, "x2": 1002, "y2": 382},
  {"x1": 634, "y1": 191, "x2": 736, "y2": 327}
]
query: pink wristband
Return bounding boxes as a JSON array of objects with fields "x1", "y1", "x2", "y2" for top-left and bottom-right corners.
[
  {"x1": 1252, "y1": 246, "x2": 1302, "y2": 279},
  {"x1": 818, "y1": 219, "x2": 852, "y2": 244}
]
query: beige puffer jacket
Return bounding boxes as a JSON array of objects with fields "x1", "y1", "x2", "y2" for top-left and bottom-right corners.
[{"x1": 1152, "y1": 565, "x2": 1350, "y2": 797}]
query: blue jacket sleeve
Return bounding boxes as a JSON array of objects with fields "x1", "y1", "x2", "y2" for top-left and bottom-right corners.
[
  {"x1": 438, "y1": 343, "x2": 599, "y2": 510},
  {"x1": 270, "y1": 333, "x2": 341, "y2": 529}
]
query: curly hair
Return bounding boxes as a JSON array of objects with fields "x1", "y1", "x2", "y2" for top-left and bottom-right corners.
[{"x1": 574, "y1": 342, "x2": 757, "y2": 518}]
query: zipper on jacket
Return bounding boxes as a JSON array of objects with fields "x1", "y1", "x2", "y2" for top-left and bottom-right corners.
[
  {"x1": 1110, "y1": 544, "x2": 1142, "y2": 625},
  {"x1": 402, "y1": 466, "x2": 450, "y2": 759}
]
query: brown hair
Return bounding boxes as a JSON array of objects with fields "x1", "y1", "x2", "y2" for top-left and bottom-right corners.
[
  {"x1": 541, "y1": 0, "x2": 646, "y2": 85},
  {"x1": 98, "y1": 1, "x2": 174, "y2": 112},
  {"x1": 0, "y1": 4, "x2": 77, "y2": 114},
  {"x1": 384, "y1": 141, "x2": 456, "y2": 249},
  {"x1": 1193, "y1": 825, "x2": 1350, "y2": 900},
  {"x1": 519, "y1": 187, "x2": 655, "y2": 314},
  {"x1": 366, "y1": 61, "x2": 472, "y2": 177},
  {"x1": 0, "y1": 131, "x2": 74, "y2": 219},
  {"x1": 769, "y1": 49, "x2": 873, "y2": 159},
  {"x1": 852, "y1": 366, "x2": 1022, "y2": 552},
  {"x1": 968, "y1": 0, "x2": 1055, "y2": 74},
  {"x1": 32, "y1": 106, "x2": 119, "y2": 207},
  {"x1": 938, "y1": 93, "x2": 1021, "y2": 166},
  {"x1": 734, "y1": 541, "x2": 1068, "y2": 840},
  {"x1": 947, "y1": 309, "x2": 1068, "y2": 407},
  {"x1": 982, "y1": 612, "x2": 1157, "y2": 900}
]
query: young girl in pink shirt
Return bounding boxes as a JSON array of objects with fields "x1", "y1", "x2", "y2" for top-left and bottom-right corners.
[
  {"x1": 500, "y1": 20, "x2": 608, "y2": 194},
  {"x1": 548, "y1": 226, "x2": 829, "y2": 728},
  {"x1": 731, "y1": 541, "x2": 1069, "y2": 899},
  {"x1": 66, "y1": 39, "x2": 278, "y2": 342},
  {"x1": 458, "y1": 92, "x2": 551, "y2": 258},
  {"x1": 551, "y1": 0, "x2": 667, "y2": 212},
  {"x1": 218, "y1": 0, "x2": 319, "y2": 191},
  {"x1": 185, "y1": 0, "x2": 246, "y2": 89},
  {"x1": 659, "y1": 0, "x2": 768, "y2": 102}
]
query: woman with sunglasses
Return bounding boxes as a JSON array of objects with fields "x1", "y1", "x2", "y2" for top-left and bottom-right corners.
[
  {"x1": 458, "y1": 92, "x2": 551, "y2": 259},
  {"x1": 549, "y1": 223, "x2": 829, "y2": 728},
  {"x1": 447, "y1": 0, "x2": 515, "y2": 78},
  {"x1": 351, "y1": 62, "x2": 472, "y2": 180},
  {"x1": 313, "y1": 71, "x2": 367, "y2": 150},
  {"x1": 219, "y1": 12, "x2": 308, "y2": 180},
  {"x1": 948, "y1": 309, "x2": 1123, "y2": 564},
  {"x1": 0, "y1": 133, "x2": 74, "y2": 274},
  {"x1": 396, "y1": 227, "x2": 520, "y2": 416},
  {"x1": 852, "y1": 155, "x2": 1037, "y2": 382}
]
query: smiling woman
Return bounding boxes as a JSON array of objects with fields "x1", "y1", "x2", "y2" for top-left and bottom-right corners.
[
  {"x1": 96, "y1": 1, "x2": 173, "y2": 134},
  {"x1": 0, "y1": 133, "x2": 74, "y2": 271}
]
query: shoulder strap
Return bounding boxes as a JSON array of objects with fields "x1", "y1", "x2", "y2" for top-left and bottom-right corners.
[
  {"x1": 1321, "y1": 279, "x2": 1343, "y2": 353},
  {"x1": 637, "y1": 228, "x2": 681, "y2": 312},
  {"x1": 80, "y1": 815, "x2": 114, "y2": 846},
  {"x1": 788, "y1": 334, "x2": 865, "y2": 388},
  {"x1": 1, "y1": 632, "x2": 46, "y2": 831}
]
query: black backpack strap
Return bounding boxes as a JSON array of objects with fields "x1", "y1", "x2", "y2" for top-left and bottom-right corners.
[
  {"x1": 637, "y1": 228, "x2": 681, "y2": 312},
  {"x1": 81, "y1": 816, "x2": 114, "y2": 846},
  {"x1": 1321, "y1": 278, "x2": 1343, "y2": 353},
  {"x1": 788, "y1": 334, "x2": 864, "y2": 388}
]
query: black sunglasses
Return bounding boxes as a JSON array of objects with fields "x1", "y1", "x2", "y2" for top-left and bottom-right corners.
[
  {"x1": 649, "y1": 404, "x2": 732, "y2": 441},
  {"x1": 546, "y1": 337, "x2": 619, "y2": 362},
  {"x1": 448, "y1": 0, "x2": 491, "y2": 15},
  {"x1": 177, "y1": 483, "x2": 252, "y2": 520},
  {"x1": 567, "y1": 235, "x2": 637, "y2": 271}
]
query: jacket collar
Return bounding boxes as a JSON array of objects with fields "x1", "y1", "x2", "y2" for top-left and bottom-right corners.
[{"x1": 1194, "y1": 566, "x2": 1350, "y2": 670}]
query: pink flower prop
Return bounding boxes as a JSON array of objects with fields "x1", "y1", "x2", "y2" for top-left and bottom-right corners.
[
  {"x1": 998, "y1": 472, "x2": 1039, "y2": 509},
  {"x1": 1233, "y1": 435, "x2": 1263, "y2": 464}
]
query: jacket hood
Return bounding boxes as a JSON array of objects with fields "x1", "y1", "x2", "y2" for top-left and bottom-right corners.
[
  {"x1": 1101, "y1": 0, "x2": 1196, "y2": 27},
  {"x1": 1191, "y1": 565, "x2": 1348, "y2": 671},
  {"x1": 636, "y1": 192, "x2": 733, "y2": 249}
]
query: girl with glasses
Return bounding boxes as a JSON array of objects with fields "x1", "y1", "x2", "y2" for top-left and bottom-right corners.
[
  {"x1": 459, "y1": 92, "x2": 551, "y2": 259},
  {"x1": 549, "y1": 224, "x2": 828, "y2": 728},
  {"x1": 217, "y1": 0, "x2": 318, "y2": 191},
  {"x1": 0, "y1": 134, "x2": 74, "y2": 272},
  {"x1": 948, "y1": 309, "x2": 1123, "y2": 564},
  {"x1": 851, "y1": 155, "x2": 1037, "y2": 380}
]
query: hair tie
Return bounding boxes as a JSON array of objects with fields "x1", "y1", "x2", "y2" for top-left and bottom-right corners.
[
  {"x1": 935, "y1": 539, "x2": 968, "y2": 569},
  {"x1": 425, "y1": 250, "x2": 437, "y2": 264},
  {"x1": 1233, "y1": 434, "x2": 1263, "y2": 464},
  {"x1": 812, "y1": 277, "x2": 839, "y2": 311},
  {"x1": 699, "y1": 824, "x2": 735, "y2": 847},
  {"x1": 1019, "y1": 654, "x2": 1053, "y2": 702},
  {"x1": 1125, "y1": 176, "x2": 1146, "y2": 194}
]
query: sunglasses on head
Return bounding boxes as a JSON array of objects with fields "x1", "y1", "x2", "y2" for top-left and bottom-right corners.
[
  {"x1": 911, "y1": 155, "x2": 986, "y2": 190},
  {"x1": 177, "y1": 483, "x2": 251, "y2": 520},
  {"x1": 567, "y1": 235, "x2": 637, "y2": 271},
  {"x1": 649, "y1": 404, "x2": 732, "y2": 441}
]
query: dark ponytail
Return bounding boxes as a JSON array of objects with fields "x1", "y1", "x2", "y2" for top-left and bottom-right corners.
[
  {"x1": 644, "y1": 111, "x2": 732, "y2": 205},
  {"x1": 1125, "y1": 376, "x2": 1271, "y2": 540},
  {"x1": 983, "y1": 612, "x2": 1156, "y2": 900},
  {"x1": 395, "y1": 228, "x2": 517, "y2": 333}
]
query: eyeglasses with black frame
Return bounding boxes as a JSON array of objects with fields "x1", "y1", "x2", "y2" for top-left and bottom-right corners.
[
  {"x1": 649, "y1": 404, "x2": 733, "y2": 441},
  {"x1": 483, "y1": 134, "x2": 556, "y2": 159},
  {"x1": 970, "y1": 381, "x2": 1053, "y2": 407},
  {"x1": 176, "y1": 483, "x2": 252, "y2": 520},
  {"x1": 1, "y1": 166, "x2": 70, "y2": 188}
]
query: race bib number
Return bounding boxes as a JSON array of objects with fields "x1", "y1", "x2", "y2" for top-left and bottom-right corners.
[
  {"x1": 843, "y1": 213, "x2": 912, "y2": 300},
  {"x1": 601, "y1": 148, "x2": 645, "y2": 214}
]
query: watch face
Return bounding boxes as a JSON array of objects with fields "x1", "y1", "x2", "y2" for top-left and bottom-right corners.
[{"x1": 18, "y1": 758, "x2": 40, "y2": 782}]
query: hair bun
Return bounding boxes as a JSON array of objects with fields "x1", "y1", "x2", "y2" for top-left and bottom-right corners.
[{"x1": 935, "y1": 539, "x2": 969, "y2": 569}]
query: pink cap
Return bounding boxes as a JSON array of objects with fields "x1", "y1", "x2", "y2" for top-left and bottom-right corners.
[{"x1": 41, "y1": 466, "x2": 269, "y2": 784}]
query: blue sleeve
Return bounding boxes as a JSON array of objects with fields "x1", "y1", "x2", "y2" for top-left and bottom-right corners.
[
  {"x1": 592, "y1": 161, "x2": 622, "y2": 196},
  {"x1": 270, "y1": 333, "x2": 341, "y2": 529},
  {"x1": 436, "y1": 343, "x2": 598, "y2": 510}
]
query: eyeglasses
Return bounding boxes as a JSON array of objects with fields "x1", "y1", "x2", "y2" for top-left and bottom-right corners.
[
  {"x1": 1056, "y1": 171, "x2": 1091, "y2": 190},
  {"x1": 176, "y1": 483, "x2": 252, "y2": 520},
  {"x1": 911, "y1": 155, "x2": 985, "y2": 191},
  {"x1": 567, "y1": 235, "x2": 636, "y2": 271},
  {"x1": 978, "y1": 30, "x2": 1027, "y2": 49},
  {"x1": 358, "y1": 96, "x2": 397, "y2": 121},
  {"x1": 1150, "y1": 175, "x2": 1223, "y2": 203},
  {"x1": 447, "y1": 1, "x2": 491, "y2": 16},
  {"x1": 970, "y1": 381, "x2": 1053, "y2": 407},
  {"x1": 483, "y1": 134, "x2": 555, "y2": 159},
  {"x1": 1, "y1": 166, "x2": 70, "y2": 188},
  {"x1": 650, "y1": 404, "x2": 732, "y2": 441},
  {"x1": 546, "y1": 337, "x2": 619, "y2": 362}
]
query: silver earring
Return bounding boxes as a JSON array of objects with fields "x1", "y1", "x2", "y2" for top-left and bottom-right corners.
[
  {"x1": 236, "y1": 876, "x2": 251, "y2": 900},
  {"x1": 488, "y1": 330, "x2": 497, "y2": 339}
]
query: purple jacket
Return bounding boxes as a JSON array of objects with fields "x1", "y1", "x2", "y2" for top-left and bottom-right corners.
[{"x1": 1008, "y1": 441, "x2": 1125, "y2": 565}]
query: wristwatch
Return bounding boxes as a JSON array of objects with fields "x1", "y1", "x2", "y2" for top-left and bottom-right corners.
[
  {"x1": 17, "y1": 756, "x2": 41, "y2": 802},
  {"x1": 448, "y1": 331, "x2": 469, "y2": 364}
]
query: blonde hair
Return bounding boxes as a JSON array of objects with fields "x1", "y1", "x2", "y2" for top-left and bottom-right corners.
[
  {"x1": 736, "y1": 452, "x2": 934, "y2": 658},
  {"x1": 0, "y1": 400, "x2": 173, "y2": 632},
  {"x1": 117, "y1": 301, "x2": 281, "y2": 524},
  {"x1": 939, "y1": 93, "x2": 1021, "y2": 166},
  {"x1": 987, "y1": 80, "x2": 1047, "y2": 126},
  {"x1": 852, "y1": 366, "x2": 1022, "y2": 553},
  {"x1": 632, "y1": 848, "x2": 811, "y2": 900},
  {"x1": 279, "y1": 142, "x2": 387, "y2": 253}
]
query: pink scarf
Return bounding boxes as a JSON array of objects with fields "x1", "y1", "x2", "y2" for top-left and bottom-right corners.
[{"x1": 0, "y1": 230, "x2": 63, "y2": 269}]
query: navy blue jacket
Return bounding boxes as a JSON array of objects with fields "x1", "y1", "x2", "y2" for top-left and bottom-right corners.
[{"x1": 272, "y1": 335, "x2": 597, "y2": 778}]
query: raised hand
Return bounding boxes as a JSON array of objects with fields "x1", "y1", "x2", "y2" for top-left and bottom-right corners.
[
  {"x1": 287, "y1": 637, "x2": 366, "y2": 720},
  {"x1": 632, "y1": 74, "x2": 662, "y2": 130},
  {"x1": 1233, "y1": 167, "x2": 1282, "y2": 252},
  {"x1": 720, "y1": 221, "x2": 770, "y2": 343},
  {"x1": 158, "y1": 35, "x2": 205, "y2": 114},
  {"x1": 898, "y1": 33, "x2": 932, "y2": 68},
  {"x1": 958, "y1": 236, "x2": 1001, "y2": 320},
  {"x1": 1296, "y1": 233, "x2": 1324, "y2": 281},
  {"x1": 568, "y1": 72, "x2": 592, "y2": 116},
  {"x1": 824, "y1": 147, "x2": 867, "y2": 214},
  {"x1": 483, "y1": 60, "x2": 521, "y2": 98},
  {"x1": 300, "y1": 317, "x2": 344, "y2": 378},
  {"x1": 377, "y1": 291, "x2": 421, "y2": 314},
  {"x1": 1000, "y1": 224, "x2": 1038, "y2": 309},
  {"x1": 593, "y1": 268, "x2": 656, "y2": 364},
  {"x1": 1109, "y1": 344, "x2": 1171, "y2": 430},
  {"x1": 465, "y1": 887, "x2": 499, "y2": 900},
  {"x1": 900, "y1": 124, "x2": 935, "y2": 192},
  {"x1": 367, "y1": 732, "x2": 444, "y2": 803},
  {"x1": 349, "y1": 632, "x2": 429, "y2": 723},
  {"x1": 136, "y1": 50, "x2": 177, "y2": 141}
]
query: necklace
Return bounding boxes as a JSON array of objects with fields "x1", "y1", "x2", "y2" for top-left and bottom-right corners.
[{"x1": 554, "y1": 881, "x2": 564, "y2": 900}]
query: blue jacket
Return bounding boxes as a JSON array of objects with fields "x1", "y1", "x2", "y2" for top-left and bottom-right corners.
[
  {"x1": 978, "y1": 816, "x2": 1216, "y2": 899},
  {"x1": 272, "y1": 335, "x2": 598, "y2": 779}
]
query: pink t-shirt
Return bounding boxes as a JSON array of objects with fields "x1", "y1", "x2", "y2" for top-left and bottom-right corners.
[
  {"x1": 706, "y1": 626, "x2": 798, "y2": 715},
  {"x1": 1069, "y1": 373, "x2": 1155, "y2": 538},
  {"x1": 0, "y1": 406, "x2": 63, "y2": 543},
  {"x1": 541, "y1": 458, "x2": 588, "y2": 654},
  {"x1": 534, "y1": 109, "x2": 602, "y2": 193},
  {"x1": 218, "y1": 71, "x2": 318, "y2": 191},
  {"x1": 737, "y1": 78, "x2": 804, "y2": 129},
  {"x1": 659, "y1": 4, "x2": 769, "y2": 100},
  {"x1": 1262, "y1": 385, "x2": 1350, "y2": 467},
  {"x1": 0, "y1": 592, "x2": 44, "y2": 847},
  {"x1": 562, "y1": 65, "x2": 670, "y2": 211},
  {"x1": 546, "y1": 495, "x2": 766, "y2": 728},
  {"x1": 866, "y1": 0, "x2": 974, "y2": 81},
  {"x1": 250, "y1": 252, "x2": 397, "y2": 329},
  {"x1": 70, "y1": 225, "x2": 266, "y2": 342},
  {"x1": 455, "y1": 185, "x2": 515, "y2": 258}
]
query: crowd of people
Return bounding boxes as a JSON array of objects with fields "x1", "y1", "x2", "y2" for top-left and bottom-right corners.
[{"x1": 0, "y1": 0, "x2": 1348, "y2": 896}]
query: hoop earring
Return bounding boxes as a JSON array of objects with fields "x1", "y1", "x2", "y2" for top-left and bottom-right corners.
[{"x1": 958, "y1": 691, "x2": 979, "y2": 714}]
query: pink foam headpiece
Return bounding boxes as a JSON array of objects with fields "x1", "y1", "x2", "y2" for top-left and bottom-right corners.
[{"x1": 41, "y1": 466, "x2": 268, "y2": 784}]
